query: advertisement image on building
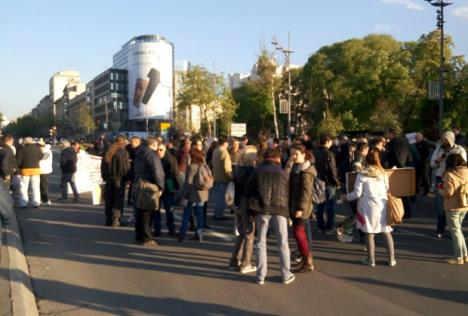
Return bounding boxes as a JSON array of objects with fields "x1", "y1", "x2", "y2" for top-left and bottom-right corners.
[{"x1": 128, "y1": 40, "x2": 173, "y2": 120}]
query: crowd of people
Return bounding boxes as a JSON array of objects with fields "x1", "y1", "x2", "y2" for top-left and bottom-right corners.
[{"x1": 0, "y1": 126, "x2": 467, "y2": 284}]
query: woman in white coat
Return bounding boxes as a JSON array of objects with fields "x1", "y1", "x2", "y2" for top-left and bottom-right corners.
[
  {"x1": 39, "y1": 141, "x2": 53, "y2": 205},
  {"x1": 347, "y1": 148, "x2": 396, "y2": 267}
]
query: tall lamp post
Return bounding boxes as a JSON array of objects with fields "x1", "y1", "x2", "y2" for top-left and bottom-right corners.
[
  {"x1": 272, "y1": 32, "x2": 293, "y2": 140},
  {"x1": 425, "y1": 0, "x2": 452, "y2": 135}
]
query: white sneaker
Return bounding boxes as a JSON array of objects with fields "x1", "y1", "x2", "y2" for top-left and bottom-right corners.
[
  {"x1": 256, "y1": 278, "x2": 265, "y2": 285},
  {"x1": 282, "y1": 274, "x2": 295, "y2": 285},
  {"x1": 240, "y1": 265, "x2": 257, "y2": 274},
  {"x1": 361, "y1": 258, "x2": 375, "y2": 267},
  {"x1": 389, "y1": 259, "x2": 397, "y2": 267}
]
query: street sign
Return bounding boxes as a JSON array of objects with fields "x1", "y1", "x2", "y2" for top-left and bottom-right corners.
[
  {"x1": 160, "y1": 122, "x2": 171, "y2": 131},
  {"x1": 279, "y1": 99, "x2": 289, "y2": 114},
  {"x1": 428, "y1": 81, "x2": 439, "y2": 100},
  {"x1": 231, "y1": 123, "x2": 246, "y2": 137}
]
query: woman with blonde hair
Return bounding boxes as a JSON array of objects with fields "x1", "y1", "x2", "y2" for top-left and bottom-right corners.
[
  {"x1": 228, "y1": 145, "x2": 258, "y2": 273},
  {"x1": 347, "y1": 148, "x2": 396, "y2": 267}
]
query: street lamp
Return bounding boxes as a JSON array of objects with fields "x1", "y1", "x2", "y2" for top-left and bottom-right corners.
[
  {"x1": 272, "y1": 32, "x2": 293, "y2": 140},
  {"x1": 424, "y1": 0, "x2": 453, "y2": 135}
]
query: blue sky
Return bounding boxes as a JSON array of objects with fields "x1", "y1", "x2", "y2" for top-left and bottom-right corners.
[{"x1": 1, "y1": 0, "x2": 468, "y2": 120}]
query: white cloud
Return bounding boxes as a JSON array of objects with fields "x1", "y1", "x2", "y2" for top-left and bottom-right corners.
[
  {"x1": 381, "y1": 0, "x2": 424, "y2": 11},
  {"x1": 452, "y1": 6, "x2": 468, "y2": 21},
  {"x1": 373, "y1": 24, "x2": 401, "y2": 34}
]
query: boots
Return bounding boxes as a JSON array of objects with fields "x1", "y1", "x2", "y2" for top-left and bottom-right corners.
[
  {"x1": 293, "y1": 255, "x2": 314, "y2": 273},
  {"x1": 111, "y1": 209, "x2": 122, "y2": 227}
]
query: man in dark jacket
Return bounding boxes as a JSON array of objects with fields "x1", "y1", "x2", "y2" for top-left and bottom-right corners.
[
  {"x1": 16, "y1": 137, "x2": 44, "y2": 208},
  {"x1": 415, "y1": 133, "x2": 435, "y2": 196},
  {"x1": 59, "y1": 141, "x2": 80, "y2": 202},
  {"x1": 386, "y1": 129, "x2": 413, "y2": 218},
  {"x1": 314, "y1": 134, "x2": 340, "y2": 234},
  {"x1": 247, "y1": 148, "x2": 294, "y2": 285},
  {"x1": 154, "y1": 142, "x2": 179, "y2": 236},
  {"x1": 0, "y1": 134, "x2": 17, "y2": 188},
  {"x1": 133, "y1": 137, "x2": 165, "y2": 245},
  {"x1": 101, "y1": 136, "x2": 130, "y2": 227}
]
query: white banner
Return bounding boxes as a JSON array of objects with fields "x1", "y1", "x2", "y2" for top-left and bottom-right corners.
[{"x1": 70, "y1": 151, "x2": 102, "y2": 194}]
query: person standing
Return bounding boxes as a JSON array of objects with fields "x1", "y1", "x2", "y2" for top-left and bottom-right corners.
[
  {"x1": 133, "y1": 137, "x2": 165, "y2": 245},
  {"x1": 289, "y1": 144, "x2": 316, "y2": 273},
  {"x1": 16, "y1": 137, "x2": 43, "y2": 208},
  {"x1": 440, "y1": 154, "x2": 468, "y2": 264},
  {"x1": 178, "y1": 149, "x2": 211, "y2": 242},
  {"x1": 38, "y1": 141, "x2": 53, "y2": 205},
  {"x1": 247, "y1": 148, "x2": 295, "y2": 285},
  {"x1": 386, "y1": 129, "x2": 413, "y2": 218},
  {"x1": 415, "y1": 133, "x2": 435, "y2": 196},
  {"x1": 59, "y1": 141, "x2": 80, "y2": 202},
  {"x1": 314, "y1": 134, "x2": 340, "y2": 234},
  {"x1": 431, "y1": 131, "x2": 467, "y2": 238},
  {"x1": 101, "y1": 136, "x2": 130, "y2": 227},
  {"x1": 0, "y1": 134, "x2": 17, "y2": 189},
  {"x1": 347, "y1": 148, "x2": 396, "y2": 267},
  {"x1": 212, "y1": 137, "x2": 233, "y2": 220},
  {"x1": 154, "y1": 143, "x2": 179, "y2": 237}
]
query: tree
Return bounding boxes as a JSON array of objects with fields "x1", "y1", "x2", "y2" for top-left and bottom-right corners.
[
  {"x1": 2, "y1": 115, "x2": 47, "y2": 137},
  {"x1": 177, "y1": 65, "x2": 237, "y2": 136},
  {"x1": 71, "y1": 104, "x2": 95, "y2": 134}
]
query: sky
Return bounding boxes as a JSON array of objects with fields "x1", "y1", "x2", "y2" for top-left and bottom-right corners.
[{"x1": 1, "y1": 0, "x2": 468, "y2": 120}]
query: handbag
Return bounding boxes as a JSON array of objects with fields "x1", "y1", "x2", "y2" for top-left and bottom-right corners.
[
  {"x1": 135, "y1": 178, "x2": 160, "y2": 211},
  {"x1": 387, "y1": 193, "x2": 404, "y2": 226}
]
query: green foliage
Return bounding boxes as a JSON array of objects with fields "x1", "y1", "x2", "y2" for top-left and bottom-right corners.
[
  {"x1": 317, "y1": 110, "x2": 343, "y2": 136},
  {"x1": 2, "y1": 115, "x2": 48, "y2": 137},
  {"x1": 177, "y1": 65, "x2": 237, "y2": 136},
  {"x1": 71, "y1": 104, "x2": 95, "y2": 134}
]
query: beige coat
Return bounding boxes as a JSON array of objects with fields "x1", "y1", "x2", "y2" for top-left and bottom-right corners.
[
  {"x1": 212, "y1": 147, "x2": 232, "y2": 182},
  {"x1": 442, "y1": 166, "x2": 468, "y2": 212}
]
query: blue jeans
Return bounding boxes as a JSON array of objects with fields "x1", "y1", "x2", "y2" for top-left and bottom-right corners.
[
  {"x1": 178, "y1": 202, "x2": 204, "y2": 239},
  {"x1": 213, "y1": 181, "x2": 228, "y2": 218},
  {"x1": 435, "y1": 177, "x2": 446, "y2": 234},
  {"x1": 61, "y1": 172, "x2": 79, "y2": 200},
  {"x1": 316, "y1": 185, "x2": 337, "y2": 231},
  {"x1": 153, "y1": 194, "x2": 175, "y2": 234},
  {"x1": 445, "y1": 210, "x2": 468, "y2": 259},
  {"x1": 256, "y1": 214, "x2": 292, "y2": 282}
]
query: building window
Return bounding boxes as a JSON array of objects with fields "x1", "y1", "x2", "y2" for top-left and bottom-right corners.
[
  {"x1": 110, "y1": 73, "x2": 114, "y2": 80},
  {"x1": 115, "y1": 83, "x2": 119, "y2": 91},
  {"x1": 115, "y1": 73, "x2": 119, "y2": 80},
  {"x1": 110, "y1": 82, "x2": 114, "y2": 91}
]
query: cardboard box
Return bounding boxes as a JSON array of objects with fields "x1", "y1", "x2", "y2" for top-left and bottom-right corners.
[{"x1": 346, "y1": 167, "x2": 416, "y2": 197}]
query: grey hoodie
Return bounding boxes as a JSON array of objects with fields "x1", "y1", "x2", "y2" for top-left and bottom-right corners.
[{"x1": 430, "y1": 131, "x2": 467, "y2": 177}]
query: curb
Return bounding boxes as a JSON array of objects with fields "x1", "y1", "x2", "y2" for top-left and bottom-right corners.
[{"x1": 0, "y1": 183, "x2": 39, "y2": 316}]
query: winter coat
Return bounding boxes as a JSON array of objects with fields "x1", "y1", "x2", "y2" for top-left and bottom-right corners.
[
  {"x1": 133, "y1": 146, "x2": 165, "y2": 190},
  {"x1": 0, "y1": 145, "x2": 17, "y2": 177},
  {"x1": 181, "y1": 163, "x2": 209, "y2": 203},
  {"x1": 233, "y1": 165, "x2": 255, "y2": 208},
  {"x1": 60, "y1": 147, "x2": 77, "y2": 173},
  {"x1": 101, "y1": 147, "x2": 130, "y2": 186},
  {"x1": 387, "y1": 137, "x2": 412, "y2": 168},
  {"x1": 442, "y1": 166, "x2": 468, "y2": 212},
  {"x1": 431, "y1": 132, "x2": 467, "y2": 177},
  {"x1": 212, "y1": 147, "x2": 233, "y2": 182},
  {"x1": 246, "y1": 160, "x2": 289, "y2": 218},
  {"x1": 39, "y1": 145, "x2": 53, "y2": 175},
  {"x1": 314, "y1": 146, "x2": 340, "y2": 187},
  {"x1": 346, "y1": 166, "x2": 392, "y2": 234},
  {"x1": 160, "y1": 152, "x2": 180, "y2": 195},
  {"x1": 17, "y1": 144, "x2": 44, "y2": 176},
  {"x1": 289, "y1": 161, "x2": 316, "y2": 220}
]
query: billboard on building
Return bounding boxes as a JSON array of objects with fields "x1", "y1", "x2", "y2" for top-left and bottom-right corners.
[{"x1": 128, "y1": 41, "x2": 173, "y2": 120}]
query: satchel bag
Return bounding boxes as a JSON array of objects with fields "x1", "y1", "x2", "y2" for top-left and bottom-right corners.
[
  {"x1": 387, "y1": 193, "x2": 404, "y2": 226},
  {"x1": 135, "y1": 178, "x2": 160, "y2": 211},
  {"x1": 312, "y1": 177, "x2": 326, "y2": 204}
]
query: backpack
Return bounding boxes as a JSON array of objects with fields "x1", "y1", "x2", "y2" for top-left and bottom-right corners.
[
  {"x1": 312, "y1": 177, "x2": 326, "y2": 204},
  {"x1": 193, "y1": 164, "x2": 214, "y2": 191}
]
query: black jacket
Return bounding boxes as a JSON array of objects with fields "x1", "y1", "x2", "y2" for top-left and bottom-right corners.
[
  {"x1": 160, "y1": 152, "x2": 180, "y2": 194},
  {"x1": 314, "y1": 146, "x2": 340, "y2": 187},
  {"x1": 246, "y1": 160, "x2": 289, "y2": 217},
  {"x1": 234, "y1": 165, "x2": 255, "y2": 207},
  {"x1": 387, "y1": 137, "x2": 412, "y2": 168},
  {"x1": 133, "y1": 146, "x2": 165, "y2": 190},
  {"x1": 0, "y1": 146, "x2": 17, "y2": 177},
  {"x1": 17, "y1": 144, "x2": 43, "y2": 170},
  {"x1": 60, "y1": 147, "x2": 77, "y2": 173},
  {"x1": 101, "y1": 147, "x2": 130, "y2": 184}
]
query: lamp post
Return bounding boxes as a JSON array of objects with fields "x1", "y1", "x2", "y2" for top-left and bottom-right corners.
[
  {"x1": 272, "y1": 31, "x2": 293, "y2": 140},
  {"x1": 424, "y1": 0, "x2": 452, "y2": 135}
]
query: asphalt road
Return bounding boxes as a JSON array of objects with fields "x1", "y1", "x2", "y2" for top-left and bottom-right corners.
[{"x1": 14, "y1": 157, "x2": 468, "y2": 315}]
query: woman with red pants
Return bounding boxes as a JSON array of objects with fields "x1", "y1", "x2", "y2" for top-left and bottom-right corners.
[{"x1": 289, "y1": 144, "x2": 316, "y2": 272}]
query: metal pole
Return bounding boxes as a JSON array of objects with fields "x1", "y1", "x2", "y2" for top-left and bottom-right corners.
[
  {"x1": 287, "y1": 31, "x2": 291, "y2": 141},
  {"x1": 439, "y1": 3, "x2": 444, "y2": 135}
]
